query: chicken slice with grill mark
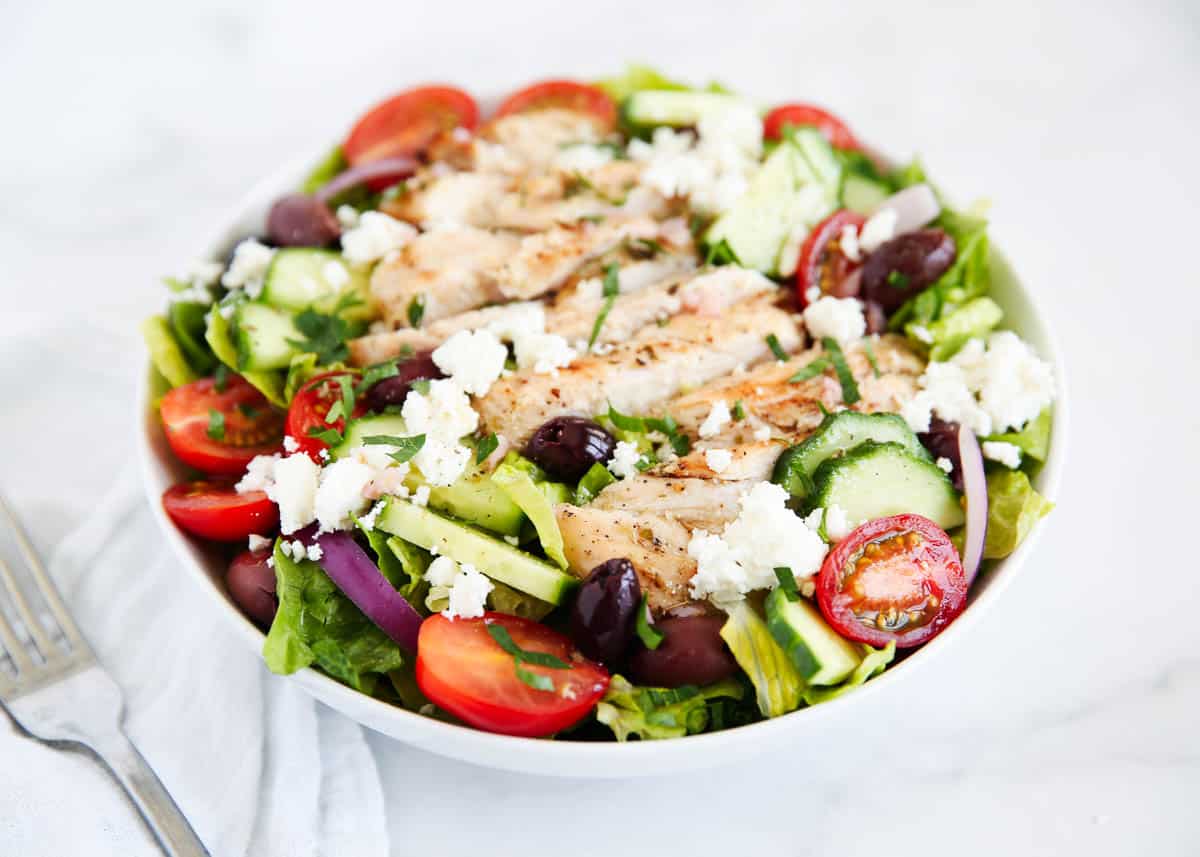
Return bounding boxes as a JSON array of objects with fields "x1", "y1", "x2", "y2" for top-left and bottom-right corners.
[
  {"x1": 475, "y1": 294, "x2": 801, "y2": 448},
  {"x1": 587, "y1": 476, "x2": 756, "y2": 531},
  {"x1": 347, "y1": 302, "x2": 545, "y2": 366}
]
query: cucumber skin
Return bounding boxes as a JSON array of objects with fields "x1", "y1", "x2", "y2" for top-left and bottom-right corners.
[
  {"x1": 765, "y1": 588, "x2": 861, "y2": 685},
  {"x1": 233, "y1": 303, "x2": 301, "y2": 372}
]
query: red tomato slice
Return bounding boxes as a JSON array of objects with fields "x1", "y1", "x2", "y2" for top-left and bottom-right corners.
[
  {"x1": 763, "y1": 103, "x2": 861, "y2": 150},
  {"x1": 494, "y1": 80, "x2": 617, "y2": 130},
  {"x1": 163, "y1": 482, "x2": 278, "y2": 542},
  {"x1": 795, "y1": 208, "x2": 866, "y2": 307},
  {"x1": 344, "y1": 86, "x2": 479, "y2": 170},
  {"x1": 284, "y1": 370, "x2": 367, "y2": 462},
  {"x1": 816, "y1": 514, "x2": 967, "y2": 648},
  {"x1": 416, "y1": 612, "x2": 610, "y2": 737},
  {"x1": 160, "y1": 376, "x2": 284, "y2": 475}
]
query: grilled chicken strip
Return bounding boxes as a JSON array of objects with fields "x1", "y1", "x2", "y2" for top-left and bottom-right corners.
[
  {"x1": 587, "y1": 475, "x2": 756, "y2": 531},
  {"x1": 555, "y1": 505, "x2": 696, "y2": 614},
  {"x1": 369, "y1": 226, "x2": 520, "y2": 329},
  {"x1": 475, "y1": 294, "x2": 801, "y2": 447},
  {"x1": 347, "y1": 302, "x2": 544, "y2": 366}
]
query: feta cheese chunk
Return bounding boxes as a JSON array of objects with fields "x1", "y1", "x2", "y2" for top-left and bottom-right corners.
[
  {"x1": 704, "y1": 447, "x2": 733, "y2": 474},
  {"x1": 858, "y1": 208, "x2": 898, "y2": 253},
  {"x1": 484, "y1": 301, "x2": 546, "y2": 342},
  {"x1": 433, "y1": 329, "x2": 508, "y2": 396},
  {"x1": 803, "y1": 504, "x2": 852, "y2": 542},
  {"x1": 314, "y1": 457, "x2": 373, "y2": 532},
  {"x1": 607, "y1": 440, "x2": 643, "y2": 479},
  {"x1": 553, "y1": 143, "x2": 616, "y2": 173},
  {"x1": 221, "y1": 238, "x2": 274, "y2": 298},
  {"x1": 698, "y1": 400, "x2": 732, "y2": 439},
  {"x1": 341, "y1": 211, "x2": 417, "y2": 266},
  {"x1": 688, "y1": 482, "x2": 828, "y2": 604},
  {"x1": 513, "y1": 331, "x2": 577, "y2": 375},
  {"x1": 803, "y1": 296, "x2": 866, "y2": 345},
  {"x1": 982, "y1": 440, "x2": 1023, "y2": 469},
  {"x1": 269, "y1": 454, "x2": 321, "y2": 535},
  {"x1": 936, "y1": 456, "x2": 954, "y2": 474},
  {"x1": 839, "y1": 223, "x2": 862, "y2": 262},
  {"x1": 426, "y1": 557, "x2": 493, "y2": 620},
  {"x1": 247, "y1": 534, "x2": 272, "y2": 553},
  {"x1": 401, "y1": 379, "x2": 479, "y2": 486}
]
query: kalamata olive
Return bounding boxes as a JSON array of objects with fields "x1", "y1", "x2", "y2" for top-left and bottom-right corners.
[
  {"x1": 919, "y1": 417, "x2": 963, "y2": 490},
  {"x1": 863, "y1": 299, "x2": 888, "y2": 334},
  {"x1": 227, "y1": 549, "x2": 278, "y2": 628},
  {"x1": 266, "y1": 193, "x2": 341, "y2": 247},
  {"x1": 861, "y1": 229, "x2": 957, "y2": 311},
  {"x1": 364, "y1": 351, "x2": 445, "y2": 411},
  {"x1": 525, "y1": 416, "x2": 616, "y2": 482},
  {"x1": 569, "y1": 558, "x2": 641, "y2": 663},
  {"x1": 628, "y1": 615, "x2": 739, "y2": 688}
]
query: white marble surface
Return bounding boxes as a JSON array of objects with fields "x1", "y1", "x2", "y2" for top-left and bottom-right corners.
[{"x1": 3, "y1": 0, "x2": 1198, "y2": 853}]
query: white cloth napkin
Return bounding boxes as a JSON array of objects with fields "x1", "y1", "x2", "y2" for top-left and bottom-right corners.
[{"x1": 0, "y1": 316, "x2": 390, "y2": 857}]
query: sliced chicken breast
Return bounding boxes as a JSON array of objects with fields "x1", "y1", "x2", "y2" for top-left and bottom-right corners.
[{"x1": 588, "y1": 476, "x2": 755, "y2": 531}]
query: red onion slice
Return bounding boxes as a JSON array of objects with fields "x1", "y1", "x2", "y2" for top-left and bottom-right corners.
[
  {"x1": 309, "y1": 529, "x2": 422, "y2": 652},
  {"x1": 874, "y1": 183, "x2": 941, "y2": 235},
  {"x1": 315, "y1": 156, "x2": 419, "y2": 202},
  {"x1": 956, "y1": 424, "x2": 988, "y2": 586}
]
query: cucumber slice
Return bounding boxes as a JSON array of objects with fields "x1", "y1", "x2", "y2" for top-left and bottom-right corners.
[
  {"x1": 204, "y1": 305, "x2": 286, "y2": 405},
  {"x1": 788, "y1": 127, "x2": 841, "y2": 194},
  {"x1": 260, "y1": 249, "x2": 370, "y2": 319},
  {"x1": 378, "y1": 499, "x2": 578, "y2": 605},
  {"x1": 621, "y1": 90, "x2": 748, "y2": 129},
  {"x1": 773, "y1": 412, "x2": 931, "y2": 501},
  {"x1": 330, "y1": 414, "x2": 409, "y2": 458},
  {"x1": 765, "y1": 588, "x2": 862, "y2": 685},
  {"x1": 841, "y1": 173, "x2": 891, "y2": 214},
  {"x1": 233, "y1": 302, "x2": 301, "y2": 371},
  {"x1": 809, "y1": 441, "x2": 965, "y2": 530}
]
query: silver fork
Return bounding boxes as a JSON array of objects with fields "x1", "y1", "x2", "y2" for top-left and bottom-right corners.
[{"x1": 0, "y1": 495, "x2": 209, "y2": 856}]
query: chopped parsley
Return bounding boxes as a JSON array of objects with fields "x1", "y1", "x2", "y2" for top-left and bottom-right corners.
[
  {"x1": 486, "y1": 622, "x2": 571, "y2": 693},
  {"x1": 587, "y1": 262, "x2": 621, "y2": 350},
  {"x1": 213, "y1": 364, "x2": 229, "y2": 393},
  {"x1": 788, "y1": 356, "x2": 831, "y2": 383},
  {"x1": 407, "y1": 295, "x2": 426, "y2": 328},
  {"x1": 409, "y1": 379, "x2": 432, "y2": 396},
  {"x1": 704, "y1": 237, "x2": 741, "y2": 266},
  {"x1": 774, "y1": 567, "x2": 800, "y2": 601},
  {"x1": 206, "y1": 409, "x2": 225, "y2": 441},
  {"x1": 355, "y1": 359, "x2": 399, "y2": 397},
  {"x1": 731, "y1": 400, "x2": 746, "y2": 421},
  {"x1": 886, "y1": 270, "x2": 910, "y2": 289},
  {"x1": 822, "y1": 337, "x2": 861, "y2": 405},
  {"x1": 288, "y1": 299, "x2": 357, "y2": 364},
  {"x1": 863, "y1": 338, "x2": 882, "y2": 378},
  {"x1": 628, "y1": 237, "x2": 665, "y2": 258},
  {"x1": 323, "y1": 375, "x2": 356, "y2": 424},
  {"x1": 307, "y1": 425, "x2": 343, "y2": 446},
  {"x1": 236, "y1": 403, "x2": 260, "y2": 419},
  {"x1": 363, "y1": 433, "x2": 426, "y2": 464},
  {"x1": 635, "y1": 595, "x2": 664, "y2": 649},
  {"x1": 475, "y1": 433, "x2": 500, "y2": 464},
  {"x1": 766, "y1": 333, "x2": 790, "y2": 362},
  {"x1": 607, "y1": 403, "x2": 691, "y2": 456}
]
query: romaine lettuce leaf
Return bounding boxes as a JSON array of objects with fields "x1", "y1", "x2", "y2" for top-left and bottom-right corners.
[
  {"x1": 595, "y1": 675, "x2": 745, "y2": 741},
  {"x1": 204, "y1": 306, "x2": 287, "y2": 406},
  {"x1": 916, "y1": 296, "x2": 1003, "y2": 361},
  {"x1": 168, "y1": 301, "x2": 218, "y2": 375},
  {"x1": 491, "y1": 454, "x2": 569, "y2": 568},
  {"x1": 801, "y1": 642, "x2": 896, "y2": 705},
  {"x1": 381, "y1": 535, "x2": 431, "y2": 605},
  {"x1": 263, "y1": 540, "x2": 405, "y2": 692},
  {"x1": 574, "y1": 462, "x2": 616, "y2": 504},
  {"x1": 141, "y1": 316, "x2": 198, "y2": 388},
  {"x1": 985, "y1": 408, "x2": 1052, "y2": 464},
  {"x1": 983, "y1": 470, "x2": 1054, "y2": 559},
  {"x1": 300, "y1": 145, "x2": 348, "y2": 194},
  {"x1": 719, "y1": 601, "x2": 803, "y2": 718}
]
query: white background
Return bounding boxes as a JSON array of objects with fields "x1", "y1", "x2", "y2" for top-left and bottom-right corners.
[{"x1": 3, "y1": 0, "x2": 1199, "y2": 854}]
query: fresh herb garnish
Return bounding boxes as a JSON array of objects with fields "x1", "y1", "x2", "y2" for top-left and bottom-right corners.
[
  {"x1": 206, "y1": 409, "x2": 225, "y2": 441},
  {"x1": 355, "y1": 360, "x2": 399, "y2": 397},
  {"x1": 774, "y1": 567, "x2": 800, "y2": 601},
  {"x1": 307, "y1": 425, "x2": 343, "y2": 446},
  {"x1": 635, "y1": 595, "x2": 664, "y2": 649},
  {"x1": 407, "y1": 295, "x2": 426, "y2": 328},
  {"x1": 629, "y1": 237, "x2": 665, "y2": 258},
  {"x1": 704, "y1": 237, "x2": 741, "y2": 266},
  {"x1": 863, "y1": 338, "x2": 881, "y2": 378},
  {"x1": 766, "y1": 333, "x2": 790, "y2": 362},
  {"x1": 886, "y1": 270, "x2": 910, "y2": 289},
  {"x1": 817, "y1": 401, "x2": 832, "y2": 417},
  {"x1": 486, "y1": 622, "x2": 571, "y2": 692},
  {"x1": 409, "y1": 379, "x2": 432, "y2": 396},
  {"x1": 822, "y1": 337, "x2": 861, "y2": 405},
  {"x1": 731, "y1": 400, "x2": 746, "y2": 421},
  {"x1": 475, "y1": 433, "x2": 500, "y2": 464},
  {"x1": 213, "y1": 364, "x2": 229, "y2": 393},
  {"x1": 607, "y1": 403, "x2": 691, "y2": 456},
  {"x1": 323, "y1": 375, "x2": 356, "y2": 424},
  {"x1": 587, "y1": 262, "x2": 621, "y2": 350},
  {"x1": 236, "y1": 403, "x2": 260, "y2": 419},
  {"x1": 363, "y1": 433, "x2": 426, "y2": 464},
  {"x1": 788, "y1": 356, "x2": 831, "y2": 383},
  {"x1": 288, "y1": 302, "x2": 355, "y2": 365}
]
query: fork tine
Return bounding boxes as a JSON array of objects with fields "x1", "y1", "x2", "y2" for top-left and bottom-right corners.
[
  {"x1": 0, "y1": 598, "x2": 35, "y2": 676},
  {"x1": 0, "y1": 555, "x2": 60, "y2": 660},
  {"x1": 0, "y1": 493, "x2": 83, "y2": 649}
]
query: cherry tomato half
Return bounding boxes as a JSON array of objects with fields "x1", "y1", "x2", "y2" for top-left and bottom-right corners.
[
  {"x1": 284, "y1": 371, "x2": 367, "y2": 462},
  {"x1": 494, "y1": 80, "x2": 617, "y2": 130},
  {"x1": 163, "y1": 482, "x2": 278, "y2": 542},
  {"x1": 763, "y1": 103, "x2": 861, "y2": 151},
  {"x1": 344, "y1": 86, "x2": 479, "y2": 171},
  {"x1": 416, "y1": 612, "x2": 610, "y2": 737},
  {"x1": 795, "y1": 209, "x2": 865, "y2": 307},
  {"x1": 817, "y1": 514, "x2": 967, "y2": 648},
  {"x1": 160, "y1": 375, "x2": 284, "y2": 475}
]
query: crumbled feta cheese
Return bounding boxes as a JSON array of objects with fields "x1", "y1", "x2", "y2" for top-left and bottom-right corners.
[
  {"x1": 554, "y1": 143, "x2": 615, "y2": 173},
  {"x1": 248, "y1": 534, "x2": 273, "y2": 553},
  {"x1": 484, "y1": 301, "x2": 546, "y2": 342},
  {"x1": 425, "y1": 555, "x2": 460, "y2": 587},
  {"x1": 936, "y1": 456, "x2": 954, "y2": 474},
  {"x1": 910, "y1": 324, "x2": 934, "y2": 344},
  {"x1": 777, "y1": 222, "x2": 810, "y2": 279},
  {"x1": 221, "y1": 238, "x2": 274, "y2": 298},
  {"x1": 698, "y1": 400, "x2": 732, "y2": 439},
  {"x1": 688, "y1": 482, "x2": 827, "y2": 604},
  {"x1": 185, "y1": 259, "x2": 224, "y2": 288},
  {"x1": 607, "y1": 440, "x2": 643, "y2": 479},
  {"x1": 279, "y1": 540, "x2": 305, "y2": 562},
  {"x1": 804, "y1": 285, "x2": 821, "y2": 304},
  {"x1": 753, "y1": 424, "x2": 772, "y2": 442},
  {"x1": 803, "y1": 296, "x2": 866, "y2": 345},
  {"x1": 444, "y1": 563, "x2": 493, "y2": 620},
  {"x1": 314, "y1": 457, "x2": 373, "y2": 531},
  {"x1": 235, "y1": 453, "x2": 279, "y2": 493},
  {"x1": 322, "y1": 259, "x2": 350, "y2": 289},
  {"x1": 513, "y1": 331, "x2": 577, "y2": 375},
  {"x1": 433, "y1": 329, "x2": 508, "y2": 396},
  {"x1": 804, "y1": 505, "x2": 853, "y2": 542},
  {"x1": 401, "y1": 379, "x2": 479, "y2": 486},
  {"x1": 840, "y1": 223, "x2": 862, "y2": 262},
  {"x1": 705, "y1": 448, "x2": 733, "y2": 474},
  {"x1": 357, "y1": 500, "x2": 385, "y2": 531},
  {"x1": 858, "y1": 208, "x2": 898, "y2": 253},
  {"x1": 503, "y1": 535, "x2": 520, "y2": 546},
  {"x1": 341, "y1": 211, "x2": 417, "y2": 266},
  {"x1": 982, "y1": 440, "x2": 1023, "y2": 469},
  {"x1": 267, "y1": 454, "x2": 321, "y2": 534},
  {"x1": 283, "y1": 435, "x2": 300, "y2": 454},
  {"x1": 306, "y1": 542, "x2": 324, "y2": 562},
  {"x1": 336, "y1": 205, "x2": 360, "y2": 229},
  {"x1": 412, "y1": 485, "x2": 431, "y2": 507}
]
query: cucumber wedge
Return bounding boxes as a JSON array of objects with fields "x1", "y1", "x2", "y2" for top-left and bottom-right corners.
[
  {"x1": 260, "y1": 248, "x2": 371, "y2": 319},
  {"x1": 233, "y1": 302, "x2": 301, "y2": 371},
  {"x1": 841, "y1": 173, "x2": 891, "y2": 214},
  {"x1": 622, "y1": 90, "x2": 748, "y2": 129},
  {"x1": 204, "y1": 305, "x2": 286, "y2": 405},
  {"x1": 773, "y1": 412, "x2": 931, "y2": 501},
  {"x1": 330, "y1": 414, "x2": 410, "y2": 458},
  {"x1": 378, "y1": 499, "x2": 577, "y2": 605},
  {"x1": 809, "y1": 441, "x2": 965, "y2": 530},
  {"x1": 765, "y1": 588, "x2": 861, "y2": 685}
]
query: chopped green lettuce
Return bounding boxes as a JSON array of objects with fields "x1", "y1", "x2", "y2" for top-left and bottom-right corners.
[
  {"x1": 491, "y1": 454, "x2": 569, "y2": 568},
  {"x1": 985, "y1": 408, "x2": 1052, "y2": 464},
  {"x1": 916, "y1": 296, "x2": 1004, "y2": 361},
  {"x1": 801, "y1": 642, "x2": 896, "y2": 705},
  {"x1": 983, "y1": 470, "x2": 1054, "y2": 559},
  {"x1": 719, "y1": 601, "x2": 803, "y2": 718},
  {"x1": 595, "y1": 675, "x2": 745, "y2": 741},
  {"x1": 487, "y1": 579, "x2": 556, "y2": 621},
  {"x1": 575, "y1": 462, "x2": 616, "y2": 504},
  {"x1": 168, "y1": 301, "x2": 218, "y2": 375},
  {"x1": 595, "y1": 64, "x2": 731, "y2": 102},
  {"x1": 204, "y1": 306, "x2": 287, "y2": 406},
  {"x1": 141, "y1": 316, "x2": 197, "y2": 388},
  {"x1": 263, "y1": 540, "x2": 405, "y2": 692},
  {"x1": 300, "y1": 145, "x2": 348, "y2": 194}
]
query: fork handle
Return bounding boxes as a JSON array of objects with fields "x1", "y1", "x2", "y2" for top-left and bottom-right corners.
[{"x1": 87, "y1": 729, "x2": 210, "y2": 856}]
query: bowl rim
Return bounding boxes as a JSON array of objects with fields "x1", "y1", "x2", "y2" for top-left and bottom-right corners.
[{"x1": 135, "y1": 147, "x2": 1069, "y2": 772}]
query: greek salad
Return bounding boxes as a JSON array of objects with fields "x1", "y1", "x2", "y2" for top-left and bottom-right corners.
[{"x1": 144, "y1": 66, "x2": 1056, "y2": 740}]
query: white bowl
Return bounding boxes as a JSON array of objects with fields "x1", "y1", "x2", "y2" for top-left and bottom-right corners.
[{"x1": 136, "y1": 152, "x2": 1068, "y2": 778}]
